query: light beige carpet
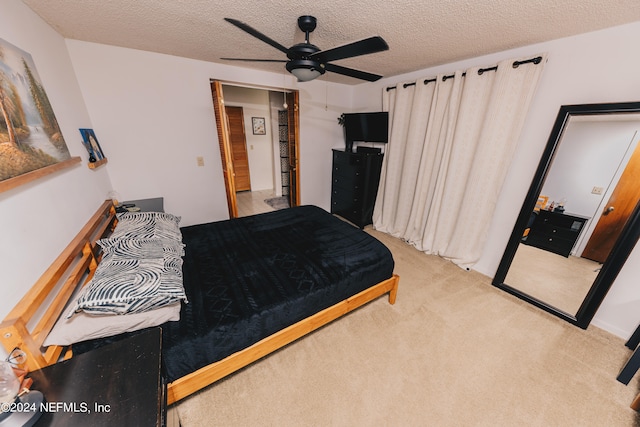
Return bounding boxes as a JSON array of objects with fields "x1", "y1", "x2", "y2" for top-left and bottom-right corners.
[
  {"x1": 173, "y1": 229, "x2": 640, "y2": 426},
  {"x1": 506, "y1": 243, "x2": 600, "y2": 315}
]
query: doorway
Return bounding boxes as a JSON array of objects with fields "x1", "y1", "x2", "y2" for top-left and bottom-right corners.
[{"x1": 210, "y1": 80, "x2": 300, "y2": 218}]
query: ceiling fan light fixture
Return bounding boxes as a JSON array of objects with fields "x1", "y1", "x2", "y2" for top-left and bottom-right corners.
[
  {"x1": 291, "y1": 68, "x2": 321, "y2": 82},
  {"x1": 286, "y1": 59, "x2": 325, "y2": 82}
]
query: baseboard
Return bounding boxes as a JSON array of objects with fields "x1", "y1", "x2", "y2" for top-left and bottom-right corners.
[{"x1": 591, "y1": 318, "x2": 632, "y2": 340}]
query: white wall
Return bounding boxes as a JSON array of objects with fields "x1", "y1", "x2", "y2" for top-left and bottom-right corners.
[
  {"x1": 354, "y1": 21, "x2": 640, "y2": 338},
  {"x1": 66, "y1": 40, "x2": 354, "y2": 226},
  {"x1": 0, "y1": 1, "x2": 112, "y2": 325},
  {"x1": 541, "y1": 120, "x2": 639, "y2": 218}
]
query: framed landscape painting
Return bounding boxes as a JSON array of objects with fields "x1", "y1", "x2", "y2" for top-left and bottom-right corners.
[{"x1": 0, "y1": 37, "x2": 76, "y2": 193}]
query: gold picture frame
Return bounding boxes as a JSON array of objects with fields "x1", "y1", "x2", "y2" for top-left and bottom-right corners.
[{"x1": 0, "y1": 37, "x2": 77, "y2": 192}]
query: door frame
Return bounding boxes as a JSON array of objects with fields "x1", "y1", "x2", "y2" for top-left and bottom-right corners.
[
  {"x1": 210, "y1": 80, "x2": 237, "y2": 218},
  {"x1": 210, "y1": 80, "x2": 300, "y2": 218},
  {"x1": 286, "y1": 91, "x2": 300, "y2": 208}
]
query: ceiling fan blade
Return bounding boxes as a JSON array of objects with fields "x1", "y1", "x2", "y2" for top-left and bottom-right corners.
[
  {"x1": 224, "y1": 18, "x2": 290, "y2": 55},
  {"x1": 324, "y1": 63, "x2": 383, "y2": 82},
  {"x1": 311, "y1": 36, "x2": 388, "y2": 62},
  {"x1": 221, "y1": 58, "x2": 287, "y2": 63}
]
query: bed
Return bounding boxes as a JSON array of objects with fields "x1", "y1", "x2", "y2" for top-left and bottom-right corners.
[{"x1": 0, "y1": 200, "x2": 399, "y2": 404}]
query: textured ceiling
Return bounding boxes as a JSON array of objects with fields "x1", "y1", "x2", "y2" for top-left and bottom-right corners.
[{"x1": 21, "y1": 0, "x2": 640, "y2": 85}]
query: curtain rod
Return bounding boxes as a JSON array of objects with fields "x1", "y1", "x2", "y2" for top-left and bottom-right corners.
[{"x1": 386, "y1": 56, "x2": 542, "y2": 91}]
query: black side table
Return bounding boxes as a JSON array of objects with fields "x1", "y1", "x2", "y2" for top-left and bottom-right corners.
[
  {"x1": 120, "y1": 197, "x2": 164, "y2": 213},
  {"x1": 28, "y1": 328, "x2": 165, "y2": 427}
]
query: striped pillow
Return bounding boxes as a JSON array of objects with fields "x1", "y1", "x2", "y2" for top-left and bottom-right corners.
[
  {"x1": 68, "y1": 255, "x2": 187, "y2": 316},
  {"x1": 98, "y1": 237, "x2": 185, "y2": 259},
  {"x1": 69, "y1": 212, "x2": 187, "y2": 317},
  {"x1": 112, "y1": 212, "x2": 182, "y2": 241}
]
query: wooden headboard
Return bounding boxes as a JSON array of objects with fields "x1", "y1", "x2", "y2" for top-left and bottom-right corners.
[{"x1": 0, "y1": 200, "x2": 117, "y2": 371}]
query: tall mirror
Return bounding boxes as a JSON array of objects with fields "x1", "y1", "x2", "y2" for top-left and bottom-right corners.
[{"x1": 493, "y1": 102, "x2": 640, "y2": 328}]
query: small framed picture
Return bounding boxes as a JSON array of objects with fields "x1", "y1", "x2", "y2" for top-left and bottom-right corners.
[
  {"x1": 252, "y1": 117, "x2": 266, "y2": 135},
  {"x1": 79, "y1": 128, "x2": 105, "y2": 161}
]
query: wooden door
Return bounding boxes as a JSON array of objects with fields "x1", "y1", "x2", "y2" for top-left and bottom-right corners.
[
  {"x1": 210, "y1": 80, "x2": 238, "y2": 218},
  {"x1": 225, "y1": 106, "x2": 251, "y2": 192},
  {"x1": 582, "y1": 134, "x2": 640, "y2": 263},
  {"x1": 286, "y1": 91, "x2": 300, "y2": 207}
]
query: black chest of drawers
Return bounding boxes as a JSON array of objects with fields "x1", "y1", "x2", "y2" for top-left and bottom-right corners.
[
  {"x1": 330, "y1": 149, "x2": 384, "y2": 228},
  {"x1": 524, "y1": 209, "x2": 589, "y2": 257}
]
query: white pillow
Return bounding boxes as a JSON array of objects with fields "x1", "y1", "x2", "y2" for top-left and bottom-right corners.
[{"x1": 44, "y1": 302, "x2": 180, "y2": 346}]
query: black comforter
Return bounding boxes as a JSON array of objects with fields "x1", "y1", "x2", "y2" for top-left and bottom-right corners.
[{"x1": 78, "y1": 206, "x2": 394, "y2": 383}]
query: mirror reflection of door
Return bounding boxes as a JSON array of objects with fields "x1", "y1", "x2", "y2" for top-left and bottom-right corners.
[
  {"x1": 582, "y1": 134, "x2": 640, "y2": 263},
  {"x1": 505, "y1": 114, "x2": 640, "y2": 316},
  {"x1": 225, "y1": 106, "x2": 252, "y2": 192}
]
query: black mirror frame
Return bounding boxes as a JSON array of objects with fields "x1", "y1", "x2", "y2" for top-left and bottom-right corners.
[{"x1": 493, "y1": 101, "x2": 640, "y2": 329}]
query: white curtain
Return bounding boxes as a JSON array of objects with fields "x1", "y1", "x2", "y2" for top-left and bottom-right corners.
[{"x1": 373, "y1": 55, "x2": 546, "y2": 269}]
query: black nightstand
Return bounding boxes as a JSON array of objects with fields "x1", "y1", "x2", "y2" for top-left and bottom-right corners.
[
  {"x1": 29, "y1": 328, "x2": 165, "y2": 427},
  {"x1": 120, "y1": 197, "x2": 164, "y2": 213}
]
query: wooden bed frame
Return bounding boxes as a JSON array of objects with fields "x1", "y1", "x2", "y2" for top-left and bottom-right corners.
[{"x1": 0, "y1": 200, "x2": 400, "y2": 405}]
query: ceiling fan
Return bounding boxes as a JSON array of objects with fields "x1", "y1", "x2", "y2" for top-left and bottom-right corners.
[{"x1": 221, "y1": 16, "x2": 389, "y2": 82}]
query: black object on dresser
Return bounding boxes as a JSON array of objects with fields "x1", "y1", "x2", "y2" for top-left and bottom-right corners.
[
  {"x1": 29, "y1": 327, "x2": 165, "y2": 427},
  {"x1": 331, "y1": 149, "x2": 384, "y2": 228},
  {"x1": 523, "y1": 209, "x2": 589, "y2": 257}
]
